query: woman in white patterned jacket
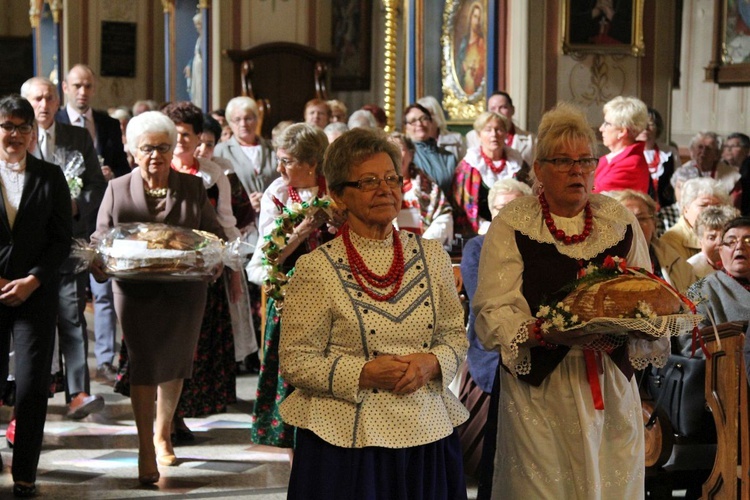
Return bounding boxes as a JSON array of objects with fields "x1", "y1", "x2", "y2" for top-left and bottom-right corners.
[{"x1": 278, "y1": 127, "x2": 469, "y2": 500}]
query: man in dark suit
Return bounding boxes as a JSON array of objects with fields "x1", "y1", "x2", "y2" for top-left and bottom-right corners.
[
  {"x1": 0, "y1": 94, "x2": 72, "y2": 496},
  {"x1": 22, "y1": 77, "x2": 108, "y2": 418},
  {"x1": 55, "y1": 64, "x2": 126, "y2": 392},
  {"x1": 55, "y1": 64, "x2": 130, "y2": 179}
]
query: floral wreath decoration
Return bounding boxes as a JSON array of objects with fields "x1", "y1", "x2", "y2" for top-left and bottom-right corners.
[
  {"x1": 534, "y1": 256, "x2": 705, "y2": 353},
  {"x1": 261, "y1": 195, "x2": 336, "y2": 311}
]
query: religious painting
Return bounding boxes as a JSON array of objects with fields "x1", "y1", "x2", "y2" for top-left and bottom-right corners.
[
  {"x1": 707, "y1": 0, "x2": 750, "y2": 84},
  {"x1": 561, "y1": 0, "x2": 645, "y2": 56},
  {"x1": 331, "y1": 0, "x2": 372, "y2": 91},
  {"x1": 441, "y1": 0, "x2": 491, "y2": 122}
]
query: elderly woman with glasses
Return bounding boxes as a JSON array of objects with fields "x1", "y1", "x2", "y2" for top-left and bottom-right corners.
[
  {"x1": 0, "y1": 94, "x2": 71, "y2": 498},
  {"x1": 278, "y1": 128, "x2": 469, "y2": 499},
  {"x1": 246, "y1": 123, "x2": 339, "y2": 451},
  {"x1": 473, "y1": 103, "x2": 665, "y2": 498},
  {"x1": 689, "y1": 216, "x2": 750, "y2": 326},
  {"x1": 610, "y1": 189, "x2": 696, "y2": 294},
  {"x1": 213, "y1": 96, "x2": 278, "y2": 242},
  {"x1": 90, "y1": 111, "x2": 226, "y2": 485},
  {"x1": 594, "y1": 96, "x2": 650, "y2": 194},
  {"x1": 403, "y1": 103, "x2": 458, "y2": 197}
]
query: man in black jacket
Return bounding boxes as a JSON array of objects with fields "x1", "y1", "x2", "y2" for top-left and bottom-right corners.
[
  {"x1": 55, "y1": 64, "x2": 130, "y2": 178},
  {"x1": 22, "y1": 76, "x2": 108, "y2": 418}
]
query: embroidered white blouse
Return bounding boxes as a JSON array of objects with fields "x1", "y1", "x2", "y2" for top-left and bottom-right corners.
[
  {"x1": 278, "y1": 231, "x2": 469, "y2": 448},
  {"x1": 473, "y1": 194, "x2": 669, "y2": 375}
]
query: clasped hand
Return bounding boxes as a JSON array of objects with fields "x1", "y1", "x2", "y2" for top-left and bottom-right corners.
[
  {"x1": 0, "y1": 275, "x2": 40, "y2": 307},
  {"x1": 359, "y1": 353, "x2": 440, "y2": 395}
]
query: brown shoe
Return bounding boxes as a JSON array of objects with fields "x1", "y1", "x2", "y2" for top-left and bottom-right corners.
[
  {"x1": 96, "y1": 363, "x2": 117, "y2": 384},
  {"x1": 67, "y1": 392, "x2": 105, "y2": 419}
]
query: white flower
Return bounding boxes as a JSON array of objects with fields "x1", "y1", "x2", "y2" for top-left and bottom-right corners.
[
  {"x1": 290, "y1": 202, "x2": 303, "y2": 213},
  {"x1": 552, "y1": 315, "x2": 566, "y2": 330},
  {"x1": 556, "y1": 302, "x2": 564, "y2": 309},
  {"x1": 563, "y1": 305, "x2": 571, "y2": 312},
  {"x1": 541, "y1": 322, "x2": 551, "y2": 333},
  {"x1": 570, "y1": 314, "x2": 579, "y2": 324},
  {"x1": 538, "y1": 305, "x2": 550, "y2": 317}
]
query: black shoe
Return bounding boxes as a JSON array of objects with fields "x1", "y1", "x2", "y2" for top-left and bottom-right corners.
[
  {"x1": 171, "y1": 427, "x2": 195, "y2": 445},
  {"x1": 13, "y1": 483, "x2": 36, "y2": 498},
  {"x1": 96, "y1": 363, "x2": 118, "y2": 384},
  {"x1": 244, "y1": 353, "x2": 261, "y2": 374}
]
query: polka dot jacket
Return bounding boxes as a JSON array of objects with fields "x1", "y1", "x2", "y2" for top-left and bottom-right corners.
[{"x1": 278, "y1": 230, "x2": 469, "y2": 448}]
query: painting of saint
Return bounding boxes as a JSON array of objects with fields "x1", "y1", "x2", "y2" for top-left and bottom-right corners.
[
  {"x1": 568, "y1": 0, "x2": 633, "y2": 46},
  {"x1": 454, "y1": 1, "x2": 486, "y2": 96}
]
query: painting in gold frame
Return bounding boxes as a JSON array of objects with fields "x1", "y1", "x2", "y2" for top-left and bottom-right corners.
[
  {"x1": 441, "y1": 0, "x2": 490, "y2": 122},
  {"x1": 561, "y1": 0, "x2": 645, "y2": 57}
]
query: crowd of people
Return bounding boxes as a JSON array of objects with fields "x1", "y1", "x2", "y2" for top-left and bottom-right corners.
[{"x1": 0, "y1": 61, "x2": 748, "y2": 498}]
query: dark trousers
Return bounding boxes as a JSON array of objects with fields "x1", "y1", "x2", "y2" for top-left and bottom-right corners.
[
  {"x1": 0, "y1": 290, "x2": 57, "y2": 483},
  {"x1": 57, "y1": 272, "x2": 90, "y2": 398}
]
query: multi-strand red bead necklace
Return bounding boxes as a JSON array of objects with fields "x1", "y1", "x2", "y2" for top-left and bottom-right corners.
[
  {"x1": 479, "y1": 147, "x2": 506, "y2": 175},
  {"x1": 342, "y1": 224, "x2": 405, "y2": 301},
  {"x1": 539, "y1": 193, "x2": 593, "y2": 245}
]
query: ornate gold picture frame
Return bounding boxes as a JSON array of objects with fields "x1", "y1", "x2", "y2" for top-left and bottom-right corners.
[{"x1": 441, "y1": 0, "x2": 489, "y2": 122}]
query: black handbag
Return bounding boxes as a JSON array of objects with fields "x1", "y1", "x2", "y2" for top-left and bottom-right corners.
[{"x1": 645, "y1": 354, "x2": 713, "y2": 439}]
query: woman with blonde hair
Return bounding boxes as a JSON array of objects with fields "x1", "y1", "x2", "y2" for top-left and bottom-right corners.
[
  {"x1": 453, "y1": 111, "x2": 527, "y2": 236},
  {"x1": 474, "y1": 102, "x2": 664, "y2": 498}
]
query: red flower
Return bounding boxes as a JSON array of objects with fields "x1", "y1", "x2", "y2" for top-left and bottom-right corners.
[{"x1": 603, "y1": 255, "x2": 616, "y2": 269}]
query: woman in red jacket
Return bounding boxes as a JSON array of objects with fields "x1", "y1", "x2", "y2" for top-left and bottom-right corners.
[{"x1": 594, "y1": 96, "x2": 650, "y2": 194}]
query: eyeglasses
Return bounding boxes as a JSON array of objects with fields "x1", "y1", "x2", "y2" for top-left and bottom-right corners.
[
  {"x1": 231, "y1": 116, "x2": 256, "y2": 124},
  {"x1": 139, "y1": 143, "x2": 171, "y2": 155},
  {"x1": 539, "y1": 157, "x2": 598, "y2": 173},
  {"x1": 278, "y1": 157, "x2": 298, "y2": 167},
  {"x1": 405, "y1": 116, "x2": 431, "y2": 126},
  {"x1": 340, "y1": 174, "x2": 404, "y2": 191},
  {"x1": 720, "y1": 235, "x2": 750, "y2": 249},
  {"x1": 0, "y1": 122, "x2": 33, "y2": 135}
]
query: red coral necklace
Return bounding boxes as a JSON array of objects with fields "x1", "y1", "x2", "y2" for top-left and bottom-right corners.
[
  {"x1": 480, "y1": 147, "x2": 506, "y2": 175},
  {"x1": 342, "y1": 223, "x2": 405, "y2": 301},
  {"x1": 540, "y1": 193, "x2": 593, "y2": 245}
]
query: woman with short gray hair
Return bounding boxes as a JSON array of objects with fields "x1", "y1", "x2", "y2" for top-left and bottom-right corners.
[
  {"x1": 594, "y1": 96, "x2": 650, "y2": 194},
  {"x1": 660, "y1": 177, "x2": 731, "y2": 262},
  {"x1": 248, "y1": 122, "x2": 337, "y2": 450},
  {"x1": 213, "y1": 96, "x2": 277, "y2": 243}
]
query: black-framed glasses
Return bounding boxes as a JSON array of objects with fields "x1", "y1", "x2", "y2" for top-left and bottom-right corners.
[
  {"x1": 721, "y1": 236, "x2": 750, "y2": 249},
  {"x1": 139, "y1": 143, "x2": 172, "y2": 155},
  {"x1": 0, "y1": 122, "x2": 33, "y2": 135},
  {"x1": 405, "y1": 116, "x2": 431, "y2": 126},
  {"x1": 539, "y1": 157, "x2": 598, "y2": 173},
  {"x1": 339, "y1": 174, "x2": 404, "y2": 192}
]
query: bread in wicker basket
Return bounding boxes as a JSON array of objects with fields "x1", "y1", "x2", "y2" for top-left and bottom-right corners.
[{"x1": 561, "y1": 275, "x2": 682, "y2": 322}]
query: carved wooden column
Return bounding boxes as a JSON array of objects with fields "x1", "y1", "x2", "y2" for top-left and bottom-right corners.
[
  {"x1": 702, "y1": 322, "x2": 750, "y2": 499},
  {"x1": 381, "y1": 0, "x2": 399, "y2": 132}
]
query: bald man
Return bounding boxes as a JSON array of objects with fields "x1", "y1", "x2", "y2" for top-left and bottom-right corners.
[{"x1": 55, "y1": 64, "x2": 130, "y2": 178}]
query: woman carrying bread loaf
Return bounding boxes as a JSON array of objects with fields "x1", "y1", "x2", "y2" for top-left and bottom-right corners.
[
  {"x1": 91, "y1": 111, "x2": 226, "y2": 485},
  {"x1": 473, "y1": 103, "x2": 669, "y2": 498}
]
